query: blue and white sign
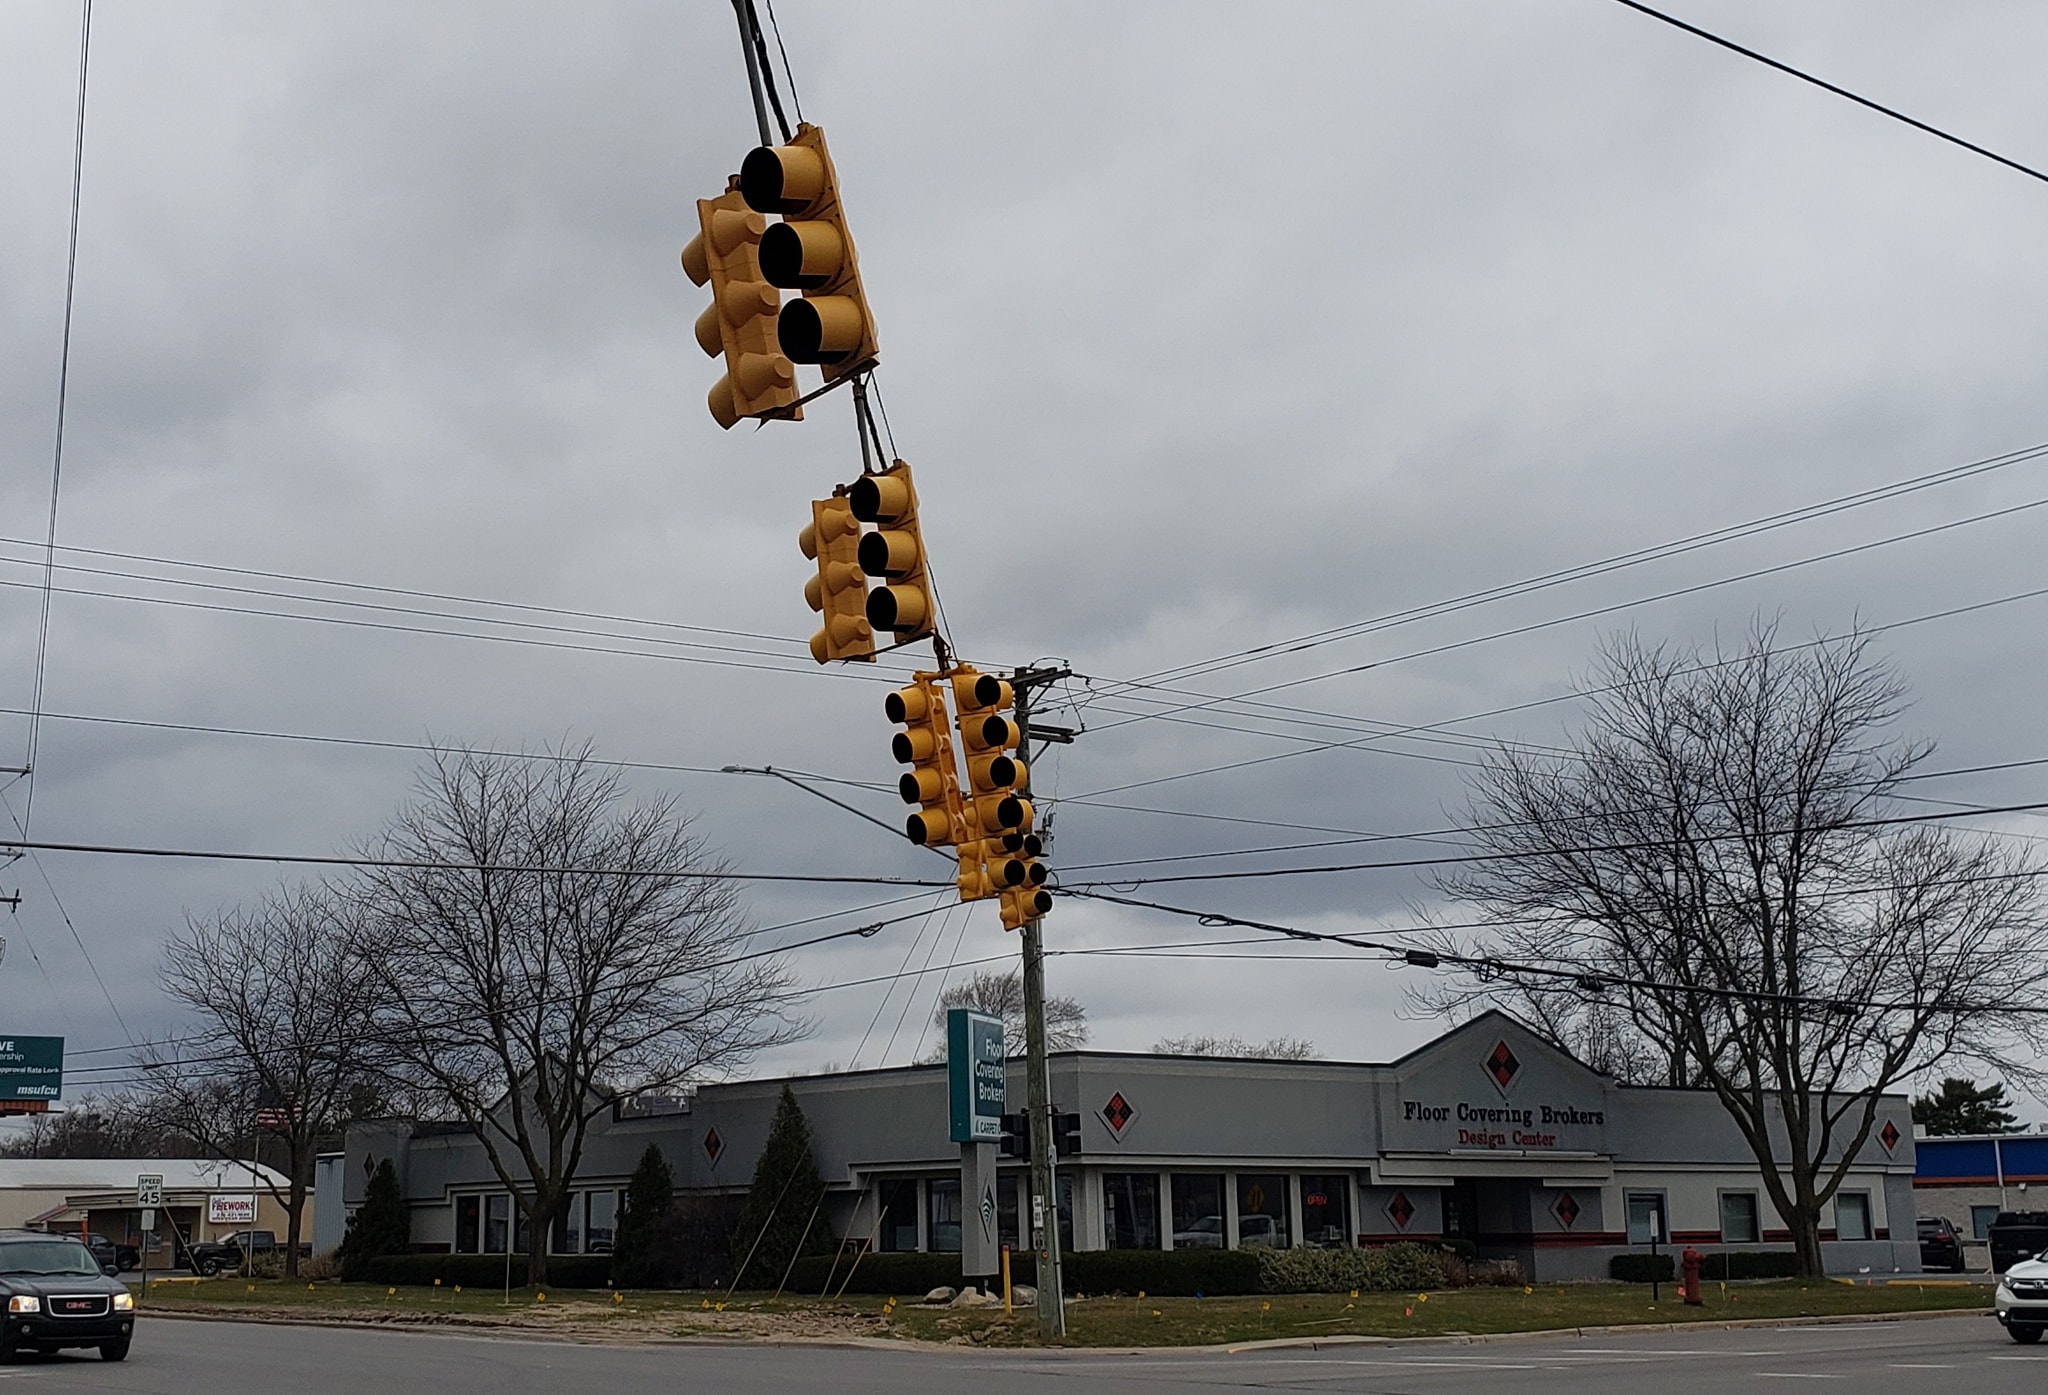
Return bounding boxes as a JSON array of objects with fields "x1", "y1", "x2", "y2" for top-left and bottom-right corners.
[{"x1": 947, "y1": 1009, "x2": 1006, "y2": 1143}]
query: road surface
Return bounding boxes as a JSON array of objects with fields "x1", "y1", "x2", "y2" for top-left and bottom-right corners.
[{"x1": 0, "y1": 1311, "x2": 2031, "y2": 1393}]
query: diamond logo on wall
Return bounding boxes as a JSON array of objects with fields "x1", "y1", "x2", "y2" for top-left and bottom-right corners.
[
  {"x1": 1553, "y1": 1191, "x2": 1582, "y2": 1230},
  {"x1": 1100, "y1": 1090, "x2": 1137, "y2": 1141},
  {"x1": 1385, "y1": 1190, "x2": 1415, "y2": 1231},
  {"x1": 1484, "y1": 1039, "x2": 1522, "y2": 1093},
  {"x1": 703, "y1": 1127, "x2": 724, "y2": 1164},
  {"x1": 1879, "y1": 1119, "x2": 1901, "y2": 1153}
]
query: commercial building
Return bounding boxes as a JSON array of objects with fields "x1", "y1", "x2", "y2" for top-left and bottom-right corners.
[
  {"x1": 0, "y1": 1158, "x2": 295, "y2": 1268},
  {"x1": 1912, "y1": 1130, "x2": 2048, "y2": 1267},
  {"x1": 331, "y1": 1011, "x2": 1918, "y2": 1280}
]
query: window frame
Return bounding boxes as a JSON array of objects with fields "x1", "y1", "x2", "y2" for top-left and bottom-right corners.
[
  {"x1": 1717, "y1": 1190, "x2": 1760, "y2": 1245},
  {"x1": 1624, "y1": 1190, "x2": 1669, "y2": 1245},
  {"x1": 1833, "y1": 1190, "x2": 1872, "y2": 1242}
]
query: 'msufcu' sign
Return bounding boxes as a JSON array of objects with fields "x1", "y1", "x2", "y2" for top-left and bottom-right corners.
[
  {"x1": 946, "y1": 1010, "x2": 1005, "y2": 1143},
  {"x1": 0, "y1": 1037, "x2": 63, "y2": 1101}
]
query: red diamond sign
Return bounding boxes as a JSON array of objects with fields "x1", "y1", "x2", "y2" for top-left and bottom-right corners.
[
  {"x1": 1552, "y1": 1191, "x2": 1582, "y2": 1230},
  {"x1": 1879, "y1": 1119, "x2": 1901, "y2": 1154},
  {"x1": 1100, "y1": 1091, "x2": 1136, "y2": 1140},
  {"x1": 1385, "y1": 1190, "x2": 1415, "y2": 1231},
  {"x1": 1484, "y1": 1040, "x2": 1522, "y2": 1092},
  {"x1": 703, "y1": 1127, "x2": 724, "y2": 1164}
]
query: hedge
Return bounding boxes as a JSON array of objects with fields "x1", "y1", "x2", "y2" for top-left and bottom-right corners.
[
  {"x1": 364, "y1": 1254, "x2": 614, "y2": 1289},
  {"x1": 1609, "y1": 1253, "x2": 1676, "y2": 1283},
  {"x1": 785, "y1": 1247, "x2": 1264, "y2": 1297},
  {"x1": 1256, "y1": 1243, "x2": 1448, "y2": 1294}
]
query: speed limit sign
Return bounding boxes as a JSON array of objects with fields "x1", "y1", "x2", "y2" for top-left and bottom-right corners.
[{"x1": 136, "y1": 1174, "x2": 163, "y2": 1208}]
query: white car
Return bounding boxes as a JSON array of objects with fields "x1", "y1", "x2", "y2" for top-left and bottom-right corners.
[{"x1": 1994, "y1": 1252, "x2": 2048, "y2": 1343}]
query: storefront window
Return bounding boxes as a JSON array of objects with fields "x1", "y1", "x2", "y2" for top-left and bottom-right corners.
[
  {"x1": 1170, "y1": 1174, "x2": 1226, "y2": 1249},
  {"x1": 1973, "y1": 1205, "x2": 2000, "y2": 1241},
  {"x1": 1237, "y1": 1174, "x2": 1289, "y2": 1249},
  {"x1": 1625, "y1": 1192, "x2": 1667, "y2": 1245},
  {"x1": 587, "y1": 1190, "x2": 618, "y2": 1253},
  {"x1": 553, "y1": 1194, "x2": 584, "y2": 1254},
  {"x1": 485, "y1": 1194, "x2": 509, "y2": 1254},
  {"x1": 929, "y1": 1179, "x2": 963, "y2": 1253},
  {"x1": 1835, "y1": 1192, "x2": 1871, "y2": 1242},
  {"x1": 456, "y1": 1196, "x2": 481, "y2": 1254},
  {"x1": 1057, "y1": 1175, "x2": 1074, "y2": 1254},
  {"x1": 1299, "y1": 1175, "x2": 1350, "y2": 1248},
  {"x1": 514, "y1": 1202, "x2": 531, "y2": 1257},
  {"x1": 1719, "y1": 1192, "x2": 1759, "y2": 1244},
  {"x1": 1104, "y1": 1174, "x2": 1160, "y2": 1250},
  {"x1": 878, "y1": 1180, "x2": 920, "y2": 1253}
]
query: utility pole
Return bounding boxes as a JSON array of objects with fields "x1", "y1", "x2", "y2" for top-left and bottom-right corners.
[{"x1": 1010, "y1": 664, "x2": 1073, "y2": 1339}]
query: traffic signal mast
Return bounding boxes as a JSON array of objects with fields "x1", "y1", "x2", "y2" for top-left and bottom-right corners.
[{"x1": 680, "y1": 188, "x2": 801, "y2": 430}]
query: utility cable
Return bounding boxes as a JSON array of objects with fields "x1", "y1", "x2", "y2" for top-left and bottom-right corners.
[{"x1": 1609, "y1": 0, "x2": 2048, "y2": 188}]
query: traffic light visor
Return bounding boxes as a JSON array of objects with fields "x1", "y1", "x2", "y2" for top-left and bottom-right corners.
[
  {"x1": 884, "y1": 685, "x2": 932, "y2": 724},
  {"x1": 739, "y1": 143, "x2": 827, "y2": 215},
  {"x1": 778, "y1": 297, "x2": 869, "y2": 365},
  {"x1": 759, "y1": 221, "x2": 846, "y2": 291},
  {"x1": 867, "y1": 584, "x2": 930, "y2": 633},
  {"x1": 848, "y1": 473, "x2": 912, "y2": 524},
  {"x1": 858, "y1": 529, "x2": 921, "y2": 579}
]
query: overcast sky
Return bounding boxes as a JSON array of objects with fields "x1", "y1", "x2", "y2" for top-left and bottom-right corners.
[{"x1": 3, "y1": 1, "x2": 2046, "y2": 1116}]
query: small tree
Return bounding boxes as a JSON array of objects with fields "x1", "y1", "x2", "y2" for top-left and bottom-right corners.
[
  {"x1": 1153, "y1": 1034, "x2": 1316, "y2": 1060},
  {"x1": 728, "y1": 1086, "x2": 830, "y2": 1289},
  {"x1": 920, "y1": 969, "x2": 1087, "y2": 1061},
  {"x1": 611, "y1": 1144, "x2": 675, "y2": 1288},
  {"x1": 338, "y1": 1158, "x2": 408, "y2": 1280},
  {"x1": 1913, "y1": 1078, "x2": 2022, "y2": 1136}
]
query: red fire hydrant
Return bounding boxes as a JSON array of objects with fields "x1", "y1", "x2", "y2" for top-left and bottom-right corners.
[{"x1": 1680, "y1": 1247, "x2": 1703, "y2": 1306}]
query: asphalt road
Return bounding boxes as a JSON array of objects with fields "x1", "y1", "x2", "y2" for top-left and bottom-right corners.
[{"x1": 0, "y1": 1312, "x2": 2035, "y2": 1393}]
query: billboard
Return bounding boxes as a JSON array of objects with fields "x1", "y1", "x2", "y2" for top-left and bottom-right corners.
[
  {"x1": 206, "y1": 1194, "x2": 257, "y2": 1226},
  {"x1": 0, "y1": 1037, "x2": 62, "y2": 1102},
  {"x1": 947, "y1": 1009, "x2": 1005, "y2": 1143}
]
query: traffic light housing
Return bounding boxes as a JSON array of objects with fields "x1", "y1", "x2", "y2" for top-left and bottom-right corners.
[
  {"x1": 1053, "y1": 1112, "x2": 1081, "y2": 1158},
  {"x1": 1000, "y1": 882, "x2": 1054, "y2": 931},
  {"x1": 740, "y1": 124, "x2": 878, "y2": 382},
  {"x1": 799, "y1": 495, "x2": 874, "y2": 663},
  {"x1": 998, "y1": 1111, "x2": 1029, "y2": 1160},
  {"x1": 680, "y1": 187, "x2": 802, "y2": 429},
  {"x1": 950, "y1": 667, "x2": 1038, "y2": 907},
  {"x1": 887, "y1": 674, "x2": 964, "y2": 847},
  {"x1": 849, "y1": 460, "x2": 935, "y2": 643}
]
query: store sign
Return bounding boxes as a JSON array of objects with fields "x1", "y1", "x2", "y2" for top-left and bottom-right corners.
[
  {"x1": 1389, "y1": 1026, "x2": 1612, "y2": 1152},
  {"x1": 947, "y1": 1009, "x2": 1005, "y2": 1143},
  {"x1": 206, "y1": 1194, "x2": 256, "y2": 1225},
  {"x1": 0, "y1": 1037, "x2": 63, "y2": 1102}
]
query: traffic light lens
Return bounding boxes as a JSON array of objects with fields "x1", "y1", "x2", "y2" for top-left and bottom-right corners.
[
  {"x1": 778, "y1": 296, "x2": 868, "y2": 364},
  {"x1": 758, "y1": 221, "x2": 845, "y2": 291},
  {"x1": 739, "y1": 144, "x2": 826, "y2": 215}
]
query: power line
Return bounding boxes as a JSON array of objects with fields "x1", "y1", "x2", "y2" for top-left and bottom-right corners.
[
  {"x1": 26, "y1": 0, "x2": 94, "y2": 836},
  {"x1": 1609, "y1": 0, "x2": 2048, "y2": 188}
]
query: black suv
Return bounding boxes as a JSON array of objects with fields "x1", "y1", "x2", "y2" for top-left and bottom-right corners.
[
  {"x1": 81, "y1": 1234, "x2": 139, "y2": 1274},
  {"x1": 1918, "y1": 1216, "x2": 1966, "y2": 1272},
  {"x1": 1991, "y1": 1212, "x2": 2048, "y2": 1274},
  {"x1": 0, "y1": 1231, "x2": 134, "y2": 1362}
]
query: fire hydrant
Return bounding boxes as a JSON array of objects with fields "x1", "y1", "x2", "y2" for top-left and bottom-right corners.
[{"x1": 1680, "y1": 1247, "x2": 1703, "y2": 1306}]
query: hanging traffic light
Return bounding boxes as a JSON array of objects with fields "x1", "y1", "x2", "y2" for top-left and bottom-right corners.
[
  {"x1": 1000, "y1": 882, "x2": 1054, "y2": 931},
  {"x1": 953, "y1": 669, "x2": 1030, "y2": 840},
  {"x1": 887, "y1": 674, "x2": 964, "y2": 847},
  {"x1": 849, "y1": 460, "x2": 935, "y2": 643},
  {"x1": 680, "y1": 187, "x2": 802, "y2": 429},
  {"x1": 739, "y1": 124, "x2": 878, "y2": 381},
  {"x1": 799, "y1": 494, "x2": 874, "y2": 663}
]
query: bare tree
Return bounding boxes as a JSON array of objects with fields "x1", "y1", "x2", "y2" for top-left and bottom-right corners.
[
  {"x1": 1152, "y1": 1034, "x2": 1317, "y2": 1060},
  {"x1": 0, "y1": 1091, "x2": 203, "y2": 1159},
  {"x1": 1420, "y1": 623, "x2": 2048, "y2": 1275},
  {"x1": 920, "y1": 968, "x2": 1087, "y2": 1061},
  {"x1": 147, "y1": 882, "x2": 384, "y2": 1275},
  {"x1": 357, "y1": 743, "x2": 804, "y2": 1286}
]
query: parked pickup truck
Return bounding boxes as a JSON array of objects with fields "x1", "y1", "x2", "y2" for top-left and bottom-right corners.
[{"x1": 182, "y1": 1231, "x2": 308, "y2": 1277}]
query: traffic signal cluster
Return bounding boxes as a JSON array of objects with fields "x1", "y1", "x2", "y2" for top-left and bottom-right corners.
[
  {"x1": 684, "y1": 124, "x2": 876, "y2": 430},
  {"x1": 886, "y1": 665, "x2": 1052, "y2": 930},
  {"x1": 998, "y1": 1111, "x2": 1080, "y2": 1160},
  {"x1": 798, "y1": 458, "x2": 936, "y2": 664}
]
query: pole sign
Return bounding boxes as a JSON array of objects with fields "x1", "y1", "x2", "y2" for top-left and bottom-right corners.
[
  {"x1": 206, "y1": 1194, "x2": 257, "y2": 1226},
  {"x1": 0, "y1": 1037, "x2": 62, "y2": 1102},
  {"x1": 947, "y1": 1008, "x2": 1005, "y2": 1143}
]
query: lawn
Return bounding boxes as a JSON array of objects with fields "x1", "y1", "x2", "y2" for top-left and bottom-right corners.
[{"x1": 133, "y1": 1274, "x2": 1989, "y2": 1349}]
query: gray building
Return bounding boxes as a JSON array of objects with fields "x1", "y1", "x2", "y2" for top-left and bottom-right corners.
[{"x1": 326, "y1": 1011, "x2": 1919, "y2": 1281}]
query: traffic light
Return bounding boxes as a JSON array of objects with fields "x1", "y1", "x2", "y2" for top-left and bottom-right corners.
[
  {"x1": 1053, "y1": 1112, "x2": 1081, "y2": 1158},
  {"x1": 680, "y1": 187, "x2": 802, "y2": 429},
  {"x1": 1000, "y1": 882, "x2": 1054, "y2": 932},
  {"x1": 949, "y1": 667, "x2": 1035, "y2": 908},
  {"x1": 887, "y1": 674, "x2": 964, "y2": 847},
  {"x1": 998, "y1": 1111, "x2": 1030, "y2": 1160},
  {"x1": 799, "y1": 494, "x2": 874, "y2": 663},
  {"x1": 849, "y1": 460, "x2": 935, "y2": 643},
  {"x1": 739, "y1": 124, "x2": 878, "y2": 381}
]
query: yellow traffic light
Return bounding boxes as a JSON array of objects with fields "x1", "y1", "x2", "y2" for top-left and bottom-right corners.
[
  {"x1": 951, "y1": 667, "x2": 1039, "y2": 907},
  {"x1": 739, "y1": 124, "x2": 878, "y2": 382},
  {"x1": 681, "y1": 188, "x2": 802, "y2": 429},
  {"x1": 1000, "y1": 884, "x2": 1053, "y2": 931},
  {"x1": 799, "y1": 495, "x2": 874, "y2": 663},
  {"x1": 887, "y1": 675, "x2": 964, "y2": 847},
  {"x1": 849, "y1": 460, "x2": 935, "y2": 643}
]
